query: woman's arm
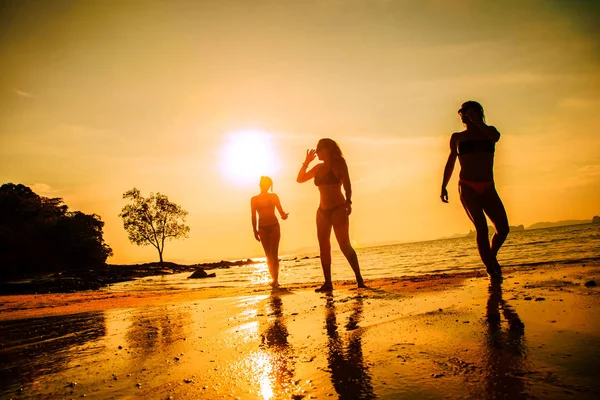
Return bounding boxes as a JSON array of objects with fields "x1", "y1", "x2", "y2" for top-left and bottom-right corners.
[
  {"x1": 333, "y1": 160, "x2": 353, "y2": 214},
  {"x1": 466, "y1": 109, "x2": 500, "y2": 142},
  {"x1": 474, "y1": 123, "x2": 500, "y2": 142},
  {"x1": 273, "y1": 194, "x2": 289, "y2": 220},
  {"x1": 250, "y1": 198, "x2": 260, "y2": 241},
  {"x1": 441, "y1": 134, "x2": 458, "y2": 203},
  {"x1": 297, "y1": 149, "x2": 319, "y2": 183}
]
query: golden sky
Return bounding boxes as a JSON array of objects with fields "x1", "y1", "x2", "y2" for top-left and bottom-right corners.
[{"x1": 1, "y1": 0, "x2": 599, "y2": 264}]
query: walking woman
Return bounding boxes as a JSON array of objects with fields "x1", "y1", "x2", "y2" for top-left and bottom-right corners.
[
  {"x1": 441, "y1": 101, "x2": 509, "y2": 281},
  {"x1": 251, "y1": 176, "x2": 289, "y2": 288},
  {"x1": 297, "y1": 138, "x2": 366, "y2": 292}
]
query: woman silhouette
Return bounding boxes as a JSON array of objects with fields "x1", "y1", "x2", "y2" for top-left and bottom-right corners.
[
  {"x1": 441, "y1": 101, "x2": 509, "y2": 281},
  {"x1": 251, "y1": 176, "x2": 289, "y2": 288},
  {"x1": 297, "y1": 138, "x2": 366, "y2": 292}
]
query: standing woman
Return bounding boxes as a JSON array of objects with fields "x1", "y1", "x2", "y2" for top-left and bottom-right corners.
[
  {"x1": 297, "y1": 138, "x2": 366, "y2": 292},
  {"x1": 441, "y1": 101, "x2": 510, "y2": 281},
  {"x1": 251, "y1": 176, "x2": 289, "y2": 288}
]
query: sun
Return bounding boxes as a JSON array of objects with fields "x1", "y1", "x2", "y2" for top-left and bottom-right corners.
[{"x1": 221, "y1": 130, "x2": 280, "y2": 185}]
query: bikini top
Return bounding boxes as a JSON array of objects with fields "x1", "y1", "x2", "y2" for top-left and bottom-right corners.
[
  {"x1": 314, "y1": 166, "x2": 341, "y2": 186},
  {"x1": 458, "y1": 140, "x2": 495, "y2": 156},
  {"x1": 254, "y1": 196, "x2": 274, "y2": 212}
]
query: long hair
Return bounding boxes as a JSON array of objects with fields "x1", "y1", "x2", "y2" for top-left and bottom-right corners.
[
  {"x1": 260, "y1": 176, "x2": 273, "y2": 192},
  {"x1": 461, "y1": 100, "x2": 486, "y2": 123},
  {"x1": 317, "y1": 138, "x2": 345, "y2": 162}
]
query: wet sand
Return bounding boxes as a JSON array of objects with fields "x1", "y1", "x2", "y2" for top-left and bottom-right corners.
[{"x1": 1, "y1": 262, "x2": 599, "y2": 399}]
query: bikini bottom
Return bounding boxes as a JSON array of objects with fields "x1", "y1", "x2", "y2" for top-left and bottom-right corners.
[
  {"x1": 459, "y1": 179, "x2": 494, "y2": 195},
  {"x1": 318, "y1": 204, "x2": 347, "y2": 223},
  {"x1": 258, "y1": 222, "x2": 280, "y2": 235}
]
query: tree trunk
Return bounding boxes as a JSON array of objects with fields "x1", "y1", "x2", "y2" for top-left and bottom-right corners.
[{"x1": 158, "y1": 249, "x2": 163, "y2": 265}]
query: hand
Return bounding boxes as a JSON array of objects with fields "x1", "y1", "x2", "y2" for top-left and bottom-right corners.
[
  {"x1": 466, "y1": 108, "x2": 484, "y2": 125},
  {"x1": 304, "y1": 149, "x2": 316, "y2": 165},
  {"x1": 281, "y1": 212, "x2": 289, "y2": 220},
  {"x1": 441, "y1": 187, "x2": 449, "y2": 203},
  {"x1": 253, "y1": 230, "x2": 261, "y2": 242},
  {"x1": 346, "y1": 204, "x2": 352, "y2": 215}
]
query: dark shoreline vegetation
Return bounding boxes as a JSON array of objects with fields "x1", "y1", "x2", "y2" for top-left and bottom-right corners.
[{"x1": 0, "y1": 259, "x2": 264, "y2": 295}]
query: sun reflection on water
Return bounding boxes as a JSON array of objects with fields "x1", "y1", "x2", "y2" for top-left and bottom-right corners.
[
  {"x1": 248, "y1": 352, "x2": 274, "y2": 400},
  {"x1": 249, "y1": 262, "x2": 272, "y2": 285}
]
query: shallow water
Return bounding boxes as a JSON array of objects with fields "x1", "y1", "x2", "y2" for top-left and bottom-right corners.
[{"x1": 104, "y1": 224, "x2": 600, "y2": 292}]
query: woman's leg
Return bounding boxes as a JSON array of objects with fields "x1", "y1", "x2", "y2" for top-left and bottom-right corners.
[
  {"x1": 258, "y1": 228, "x2": 274, "y2": 283},
  {"x1": 316, "y1": 208, "x2": 333, "y2": 289},
  {"x1": 459, "y1": 183, "x2": 498, "y2": 277},
  {"x1": 482, "y1": 187, "x2": 510, "y2": 274},
  {"x1": 332, "y1": 207, "x2": 365, "y2": 287},
  {"x1": 268, "y1": 224, "x2": 281, "y2": 286}
]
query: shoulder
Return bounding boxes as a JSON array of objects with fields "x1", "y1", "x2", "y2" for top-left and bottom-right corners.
[
  {"x1": 451, "y1": 130, "x2": 466, "y2": 141},
  {"x1": 449, "y1": 131, "x2": 463, "y2": 146},
  {"x1": 488, "y1": 125, "x2": 500, "y2": 138}
]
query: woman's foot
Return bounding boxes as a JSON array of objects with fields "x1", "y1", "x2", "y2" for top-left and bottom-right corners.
[
  {"x1": 486, "y1": 267, "x2": 503, "y2": 284},
  {"x1": 270, "y1": 281, "x2": 280, "y2": 289},
  {"x1": 357, "y1": 279, "x2": 367, "y2": 289},
  {"x1": 315, "y1": 282, "x2": 333, "y2": 292}
]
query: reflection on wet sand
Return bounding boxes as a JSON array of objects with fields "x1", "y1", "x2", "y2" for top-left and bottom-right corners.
[
  {"x1": 324, "y1": 294, "x2": 375, "y2": 399},
  {"x1": 483, "y1": 283, "x2": 527, "y2": 399},
  {"x1": 126, "y1": 306, "x2": 189, "y2": 355},
  {"x1": 0, "y1": 312, "x2": 106, "y2": 398},
  {"x1": 256, "y1": 292, "x2": 296, "y2": 399}
]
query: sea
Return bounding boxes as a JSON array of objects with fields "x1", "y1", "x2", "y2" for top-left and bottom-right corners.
[{"x1": 104, "y1": 223, "x2": 600, "y2": 292}]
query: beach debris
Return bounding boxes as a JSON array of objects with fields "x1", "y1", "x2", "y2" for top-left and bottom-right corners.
[
  {"x1": 524, "y1": 296, "x2": 533, "y2": 300},
  {"x1": 431, "y1": 373, "x2": 445, "y2": 378},
  {"x1": 68, "y1": 382, "x2": 77, "y2": 388},
  {"x1": 184, "y1": 378, "x2": 194, "y2": 384},
  {"x1": 535, "y1": 297, "x2": 546, "y2": 301},
  {"x1": 136, "y1": 383, "x2": 142, "y2": 388},
  {"x1": 118, "y1": 345, "x2": 123, "y2": 349},
  {"x1": 584, "y1": 280, "x2": 597, "y2": 287}
]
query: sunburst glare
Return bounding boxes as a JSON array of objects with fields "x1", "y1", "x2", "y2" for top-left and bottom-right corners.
[{"x1": 220, "y1": 130, "x2": 280, "y2": 186}]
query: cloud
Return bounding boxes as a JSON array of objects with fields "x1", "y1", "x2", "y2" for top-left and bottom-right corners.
[
  {"x1": 14, "y1": 89, "x2": 35, "y2": 99},
  {"x1": 28, "y1": 183, "x2": 60, "y2": 196}
]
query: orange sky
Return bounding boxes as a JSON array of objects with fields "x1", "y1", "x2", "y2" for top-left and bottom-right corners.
[{"x1": 1, "y1": 0, "x2": 599, "y2": 264}]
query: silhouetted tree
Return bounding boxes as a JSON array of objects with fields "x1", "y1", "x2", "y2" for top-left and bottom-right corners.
[
  {"x1": 119, "y1": 188, "x2": 190, "y2": 263},
  {"x1": 0, "y1": 183, "x2": 113, "y2": 280}
]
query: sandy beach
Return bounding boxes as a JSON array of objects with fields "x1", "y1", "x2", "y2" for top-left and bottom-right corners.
[{"x1": 1, "y1": 262, "x2": 599, "y2": 399}]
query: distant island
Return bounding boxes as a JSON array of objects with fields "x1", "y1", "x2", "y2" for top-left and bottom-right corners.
[
  {"x1": 526, "y1": 219, "x2": 595, "y2": 230},
  {"x1": 461, "y1": 216, "x2": 599, "y2": 238}
]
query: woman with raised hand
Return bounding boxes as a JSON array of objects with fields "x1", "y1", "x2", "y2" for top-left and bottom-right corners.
[
  {"x1": 251, "y1": 176, "x2": 289, "y2": 288},
  {"x1": 441, "y1": 101, "x2": 510, "y2": 282},
  {"x1": 297, "y1": 138, "x2": 366, "y2": 292}
]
